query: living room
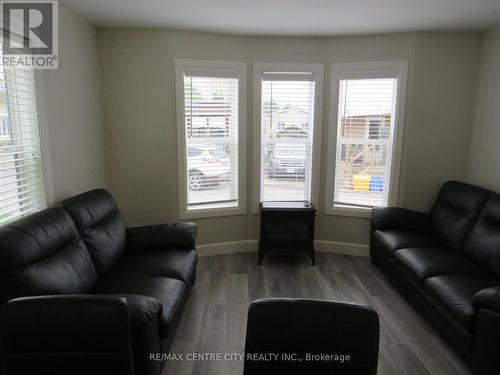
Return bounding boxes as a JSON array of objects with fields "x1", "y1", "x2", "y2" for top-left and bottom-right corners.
[{"x1": 0, "y1": 1, "x2": 499, "y2": 374}]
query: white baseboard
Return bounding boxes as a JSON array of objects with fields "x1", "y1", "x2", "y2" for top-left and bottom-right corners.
[
  {"x1": 197, "y1": 240, "x2": 258, "y2": 257},
  {"x1": 314, "y1": 240, "x2": 369, "y2": 257},
  {"x1": 196, "y1": 239, "x2": 368, "y2": 257}
]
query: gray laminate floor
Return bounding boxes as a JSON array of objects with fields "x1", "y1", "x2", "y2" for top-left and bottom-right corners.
[{"x1": 166, "y1": 252, "x2": 472, "y2": 375}]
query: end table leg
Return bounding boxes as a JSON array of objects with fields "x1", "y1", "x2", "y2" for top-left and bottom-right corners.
[
  {"x1": 310, "y1": 251, "x2": 316, "y2": 266},
  {"x1": 258, "y1": 240, "x2": 264, "y2": 265}
]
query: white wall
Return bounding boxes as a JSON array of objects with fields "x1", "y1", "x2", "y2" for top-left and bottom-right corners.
[
  {"x1": 402, "y1": 32, "x2": 481, "y2": 209},
  {"x1": 41, "y1": 5, "x2": 106, "y2": 202},
  {"x1": 98, "y1": 29, "x2": 481, "y2": 248},
  {"x1": 467, "y1": 26, "x2": 500, "y2": 191}
]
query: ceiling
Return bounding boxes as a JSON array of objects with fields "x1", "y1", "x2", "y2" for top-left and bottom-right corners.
[{"x1": 61, "y1": 0, "x2": 500, "y2": 37}]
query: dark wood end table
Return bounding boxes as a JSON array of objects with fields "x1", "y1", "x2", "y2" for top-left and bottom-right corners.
[{"x1": 258, "y1": 201, "x2": 316, "y2": 266}]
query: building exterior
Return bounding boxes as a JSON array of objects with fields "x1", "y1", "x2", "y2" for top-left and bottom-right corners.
[{"x1": 337, "y1": 113, "x2": 392, "y2": 193}]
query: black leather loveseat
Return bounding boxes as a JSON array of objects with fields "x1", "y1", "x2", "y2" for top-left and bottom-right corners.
[
  {"x1": 0, "y1": 189, "x2": 198, "y2": 375},
  {"x1": 371, "y1": 181, "x2": 500, "y2": 375}
]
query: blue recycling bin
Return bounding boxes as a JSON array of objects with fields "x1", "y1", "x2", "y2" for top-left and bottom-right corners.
[{"x1": 370, "y1": 176, "x2": 384, "y2": 192}]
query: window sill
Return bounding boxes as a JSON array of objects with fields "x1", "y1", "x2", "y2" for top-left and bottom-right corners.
[
  {"x1": 180, "y1": 205, "x2": 247, "y2": 220},
  {"x1": 325, "y1": 204, "x2": 373, "y2": 218}
]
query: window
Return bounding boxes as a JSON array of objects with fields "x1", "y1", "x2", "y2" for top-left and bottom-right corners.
[
  {"x1": 175, "y1": 59, "x2": 247, "y2": 219},
  {"x1": 0, "y1": 44, "x2": 46, "y2": 225},
  {"x1": 326, "y1": 62, "x2": 408, "y2": 216},
  {"x1": 253, "y1": 64, "x2": 323, "y2": 207}
]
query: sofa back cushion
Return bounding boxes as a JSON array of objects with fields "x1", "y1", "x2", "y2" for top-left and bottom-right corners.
[
  {"x1": 431, "y1": 181, "x2": 492, "y2": 249},
  {"x1": 463, "y1": 195, "x2": 500, "y2": 277},
  {"x1": 0, "y1": 207, "x2": 98, "y2": 306},
  {"x1": 61, "y1": 189, "x2": 127, "y2": 279}
]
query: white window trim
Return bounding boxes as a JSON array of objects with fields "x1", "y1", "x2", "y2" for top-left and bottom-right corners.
[
  {"x1": 174, "y1": 59, "x2": 247, "y2": 220},
  {"x1": 33, "y1": 71, "x2": 55, "y2": 206},
  {"x1": 0, "y1": 70, "x2": 52, "y2": 226},
  {"x1": 252, "y1": 63, "x2": 324, "y2": 213},
  {"x1": 1, "y1": 26, "x2": 53, "y2": 209},
  {"x1": 325, "y1": 61, "x2": 408, "y2": 218},
  {"x1": 0, "y1": 37, "x2": 53, "y2": 227}
]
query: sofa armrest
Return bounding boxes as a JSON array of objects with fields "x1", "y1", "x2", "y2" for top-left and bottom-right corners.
[
  {"x1": 127, "y1": 222, "x2": 198, "y2": 252},
  {"x1": 474, "y1": 286, "x2": 500, "y2": 314},
  {"x1": 371, "y1": 207, "x2": 432, "y2": 233},
  {"x1": 472, "y1": 287, "x2": 500, "y2": 374},
  {"x1": 0, "y1": 295, "x2": 135, "y2": 375},
  {"x1": 472, "y1": 307, "x2": 500, "y2": 374}
]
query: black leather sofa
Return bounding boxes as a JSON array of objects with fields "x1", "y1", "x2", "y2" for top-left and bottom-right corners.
[
  {"x1": 0, "y1": 189, "x2": 198, "y2": 375},
  {"x1": 370, "y1": 181, "x2": 500, "y2": 375}
]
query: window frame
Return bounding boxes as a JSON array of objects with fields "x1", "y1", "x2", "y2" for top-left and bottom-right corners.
[
  {"x1": 174, "y1": 59, "x2": 247, "y2": 219},
  {"x1": 325, "y1": 61, "x2": 408, "y2": 218},
  {"x1": 33, "y1": 71, "x2": 55, "y2": 206},
  {"x1": 0, "y1": 62, "x2": 53, "y2": 226},
  {"x1": 252, "y1": 63, "x2": 324, "y2": 213},
  {"x1": 0, "y1": 27, "x2": 54, "y2": 226}
]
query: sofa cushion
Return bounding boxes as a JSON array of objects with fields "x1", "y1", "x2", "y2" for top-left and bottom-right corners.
[
  {"x1": 463, "y1": 195, "x2": 500, "y2": 278},
  {"x1": 61, "y1": 189, "x2": 127, "y2": 279},
  {"x1": 0, "y1": 207, "x2": 98, "y2": 306},
  {"x1": 373, "y1": 229, "x2": 440, "y2": 255},
  {"x1": 424, "y1": 276, "x2": 499, "y2": 333},
  {"x1": 107, "y1": 249, "x2": 197, "y2": 285},
  {"x1": 431, "y1": 181, "x2": 492, "y2": 250},
  {"x1": 394, "y1": 248, "x2": 488, "y2": 284},
  {"x1": 94, "y1": 276, "x2": 185, "y2": 338}
]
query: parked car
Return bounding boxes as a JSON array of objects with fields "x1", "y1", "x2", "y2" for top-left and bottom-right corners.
[
  {"x1": 268, "y1": 142, "x2": 306, "y2": 179},
  {"x1": 188, "y1": 145, "x2": 230, "y2": 190}
]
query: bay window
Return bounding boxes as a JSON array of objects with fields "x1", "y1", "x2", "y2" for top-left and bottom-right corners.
[
  {"x1": 325, "y1": 62, "x2": 408, "y2": 216},
  {"x1": 175, "y1": 59, "x2": 247, "y2": 219},
  {"x1": 253, "y1": 64, "x2": 323, "y2": 208}
]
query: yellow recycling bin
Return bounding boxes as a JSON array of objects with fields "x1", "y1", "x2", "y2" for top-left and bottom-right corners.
[{"x1": 352, "y1": 174, "x2": 371, "y2": 191}]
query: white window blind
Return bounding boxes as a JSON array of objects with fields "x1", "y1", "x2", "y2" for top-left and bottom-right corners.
[
  {"x1": 260, "y1": 73, "x2": 316, "y2": 202},
  {"x1": 0, "y1": 46, "x2": 45, "y2": 225},
  {"x1": 333, "y1": 77, "x2": 398, "y2": 208},
  {"x1": 183, "y1": 74, "x2": 239, "y2": 210}
]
